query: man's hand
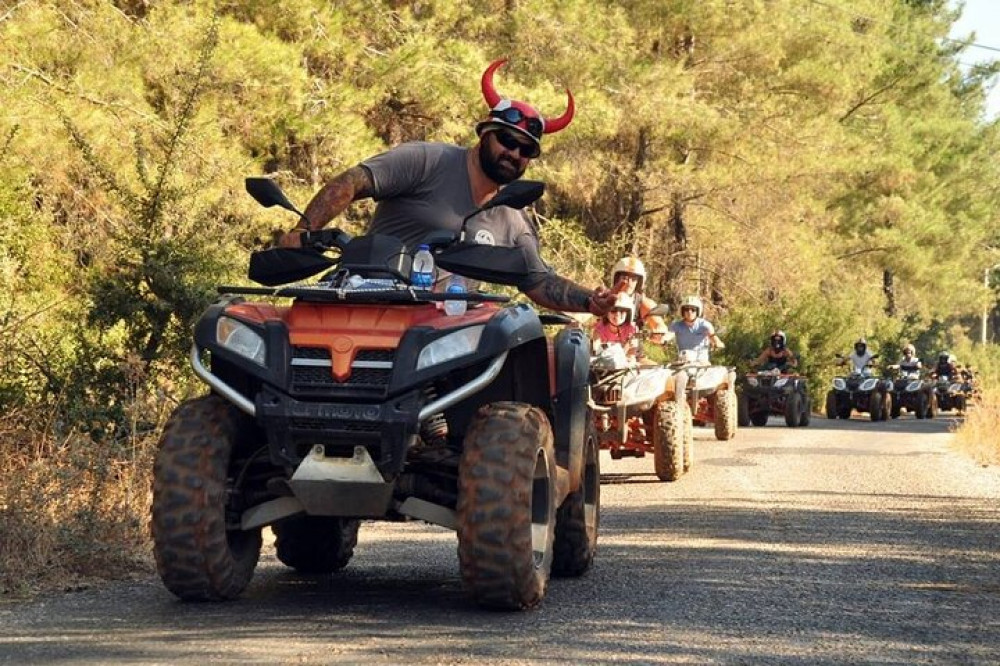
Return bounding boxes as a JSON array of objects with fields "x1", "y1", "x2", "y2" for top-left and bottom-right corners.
[
  {"x1": 276, "y1": 228, "x2": 305, "y2": 248},
  {"x1": 587, "y1": 286, "x2": 617, "y2": 316}
]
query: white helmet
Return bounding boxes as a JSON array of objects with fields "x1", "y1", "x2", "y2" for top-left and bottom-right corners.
[
  {"x1": 679, "y1": 295, "x2": 703, "y2": 317},
  {"x1": 611, "y1": 256, "x2": 646, "y2": 291},
  {"x1": 902, "y1": 343, "x2": 915, "y2": 355}
]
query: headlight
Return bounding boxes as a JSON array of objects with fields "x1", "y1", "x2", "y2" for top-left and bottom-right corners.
[
  {"x1": 860, "y1": 378, "x2": 877, "y2": 392},
  {"x1": 747, "y1": 377, "x2": 759, "y2": 387},
  {"x1": 217, "y1": 316, "x2": 266, "y2": 366},
  {"x1": 905, "y1": 381, "x2": 921, "y2": 392},
  {"x1": 774, "y1": 378, "x2": 788, "y2": 389},
  {"x1": 949, "y1": 382, "x2": 963, "y2": 393},
  {"x1": 833, "y1": 378, "x2": 846, "y2": 391},
  {"x1": 416, "y1": 326, "x2": 484, "y2": 370}
]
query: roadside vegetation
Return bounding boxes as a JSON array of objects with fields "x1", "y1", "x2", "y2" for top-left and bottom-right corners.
[{"x1": 2, "y1": 0, "x2": 999, "y2": 594}]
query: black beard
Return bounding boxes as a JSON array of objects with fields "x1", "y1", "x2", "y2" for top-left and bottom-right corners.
[{"x1": 478, "y1": 140, "x2": 525, "y2": 184}]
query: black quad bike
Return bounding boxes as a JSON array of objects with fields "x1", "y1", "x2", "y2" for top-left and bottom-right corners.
[
  {"x1": 885, "y1": 366, "x2": 936, "y2": 419},
  {"x1": 933, "y1": 375, "x2": 971, "y2": 414},
  {"x1": 825, "y1": 357, "x2": 891, "y2": 421},
  {"x1": 150, "y1": 178, "x2": 600, "y2": 611},
  {"x1": 737, "y1": 364, "x2": 811, "y2": 428}
]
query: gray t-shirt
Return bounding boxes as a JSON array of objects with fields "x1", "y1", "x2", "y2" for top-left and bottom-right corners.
[{"x1": 361, "y1": 142, "x2": 548, "y2": 288}]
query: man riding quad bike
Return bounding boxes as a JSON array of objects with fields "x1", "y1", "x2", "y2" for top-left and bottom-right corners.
[
  {"x1": 930, "y1": 352, "x2": 971, "y2": 414},
  {"x1": 737, "y1": 330, "x2": 810, "y2": 427},
  {"x1": 667, "y1": 297, "x2": 738, "y2": 440},
  {"x1": 150, "y1": 179, "x2": 600, "y2": 611},
  {"x1": 589, "y1": 332, "x2": 693, "y2": 482},
  {"x1": 885, "y1": 344, "x2": 936, "y2": 419},
  {"x1": 826, "y1": 338, "x2": 891, "y2": 421}
]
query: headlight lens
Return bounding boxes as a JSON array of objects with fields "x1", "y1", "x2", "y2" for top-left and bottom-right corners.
[
  {"x1": 905, "y1": 381, "x2": 921, "y2": 392},
  {"x1": 416, "y1": 326, "x2": 484, "y2": 370},
  {"x1": 833, "y1": 378, "x2": 846, "y2": 391},
  {"x1": 949, "y1": 382, "x2": 963, "y2": 393},
  {"x1": 774, "y1": 378, "x2": 788, "y2": 389},
  {"x1": 747, "y1": 377, "x2": 759, "y2": 387},
  {"x1": 860, "y1": 378, "x2": 877, "y2": 392},
  {"x1": 217, "y1": 317, "x2": 266, "y2": 366}
]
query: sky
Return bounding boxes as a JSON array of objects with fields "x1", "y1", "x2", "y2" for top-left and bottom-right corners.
[{"x1": 948, "y1": 0, "x2": 1000, "y2": 119}]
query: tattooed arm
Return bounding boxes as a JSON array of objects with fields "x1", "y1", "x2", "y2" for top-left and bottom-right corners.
[
  {"x1": 524, "y1": 272, "x2": 616, "y2": 315},
  {"x1": 277, "y1": 166, "x2": 374, "y2": 248}
]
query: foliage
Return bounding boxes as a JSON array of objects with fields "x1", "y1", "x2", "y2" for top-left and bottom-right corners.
[{"x1": 1, "y1": 0, "x2": 999, "y2": 589}]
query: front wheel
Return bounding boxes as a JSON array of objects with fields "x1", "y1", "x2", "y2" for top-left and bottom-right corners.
[
  {"x1": 798, "y1": 395, "x2": 811, "y2": 427},
  {"x1": 552, "y1": 424, "x2": 600, "y2": 578},
  {"x1": 825, "y1": 391, "x2": 838, "y2": 419},
  {"x1": 653, "y1": 401, "x2": 686, "y2": 482},
  {"x1": 784, "y1": 391, "x2": 801, "y2": 427},
  {"x1": 151, "y1": 395, "x2": 263, "y2": 601},
  {"x1": 925, "y1": 391, "x2": 937, "y2": 419},
  {"x1": 713, "y1": 388, "x2": 738, "y2": 441},
  {"x1": 737, "y1": 393, "x2": 750, "y2": 427},
  {"x1": 457, "y1": 402, "x2": 556, "y2": 611},
  {"x1": 869, "y1": 392, "x2": 883, "y2": 421}
]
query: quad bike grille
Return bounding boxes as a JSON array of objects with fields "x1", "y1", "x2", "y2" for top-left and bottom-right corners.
[{"x1": 290, "y1": 347, "x2": 394, "y2": 394}]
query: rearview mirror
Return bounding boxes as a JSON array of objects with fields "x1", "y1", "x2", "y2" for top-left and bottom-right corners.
[
  {"x1": 481, "y1": 180, "x2": 545, "y2": 212},
  {"x1": 246, "y1": 177, "x2": 304, "y2": 217}
]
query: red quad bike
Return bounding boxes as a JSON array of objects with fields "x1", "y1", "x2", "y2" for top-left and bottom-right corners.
[{"x1": 150, "y1": 178, "x2": 600, "y2": 611}]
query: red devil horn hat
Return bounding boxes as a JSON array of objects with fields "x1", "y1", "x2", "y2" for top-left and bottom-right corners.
[{"x1": 480, "y1": 58, "x2": 575, "y2": 135}]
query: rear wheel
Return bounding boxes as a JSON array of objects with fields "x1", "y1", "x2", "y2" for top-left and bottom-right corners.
[
  {"x1": 151, "y1": 395, "x2": 263, "y2": 601},
  {"x1": 750, "y1": 410, "x2": 770, "y2": 427},
  {"x1": 825, "y1": 391, "x2": 838, "y2": 419},
  {"x1": 457, "y1": 402, "x2": 556, "y2": 611},
  {"x1": 274, "y1": 516, "x2": 360, "y2": 574},
  {"x1": 713, "y1": 388, "x2": 738, "y2": 440},
  {"x1": 737, "y1": 393, "x2": 750, "y2": 427},
  {"x1": 552, "y1": 423, "x2": 600, "y2": 578},
  {"x1": 653, "y1": 401, "x2": 686, "y2": 482},
  {"x1": 784, "y1": 392, "x2": 801, "y2": 427}
]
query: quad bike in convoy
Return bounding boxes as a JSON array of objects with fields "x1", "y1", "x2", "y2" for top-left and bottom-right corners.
[
  {"x1": 737, "y1": 364, "x2": 811, "y2": 428},
  {"x1": 825, "y1": 355, "x2": 892, "y2": 421},
  {"x1": 932, "y1": 373, "x2": 973, "y2": 414},
  {"x1": 589, "y1": 342, "x2": 693, "y2": 482},
  {"x1": 885, "y1": 365, "x2": 937, "y2": 419},
  {"x1": 150, "y1": 178, "x2": 600, "y2": 611},
  {"x1": 675, "y1": 349, "x2": 739, "y2": 442}
]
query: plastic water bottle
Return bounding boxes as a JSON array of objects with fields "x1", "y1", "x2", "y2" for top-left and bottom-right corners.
[
  {"x1": 443, "y1": 275, "x2": 467, "y2": 316},
  {"x1": 411, "y1": 244, "x2": 435, "y2": 290}
]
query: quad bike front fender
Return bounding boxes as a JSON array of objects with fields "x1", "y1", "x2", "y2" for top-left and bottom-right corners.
[{"x1": 552, "y1": 327, "x2": 590, "y2": 489}]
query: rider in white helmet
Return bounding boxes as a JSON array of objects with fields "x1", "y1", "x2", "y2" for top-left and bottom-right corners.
[
  {"x1": 841, "y1": 337, "x2": 877, "y2": 374},
  {"x1": 592, "y1": 292, "x2": 640, "y2": 356},
  {"x1": 897, "y1": 343, "x2": 921, "y2": 374},
  {"x1": 667, "y1": 295, "x2": 724, "y2": 362},
  {"x1": 609, "y1": 256, "x2": 668, "y2": 344}
]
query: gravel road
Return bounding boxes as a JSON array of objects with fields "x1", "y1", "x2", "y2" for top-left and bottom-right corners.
[{"x1": 2, "y1": 413, "x2": 998, "y2": 665}]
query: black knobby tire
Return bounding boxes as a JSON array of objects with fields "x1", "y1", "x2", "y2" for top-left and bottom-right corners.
[
  {"x1": 837, "y1": 399, "x2": 852, "y2": 420},
  {"x1": 868, "y1": 392, "x2": 883, "y2": 421},
  {"x1": 750, "y1": 410, "x2": 770, "y2": 427},
  {"x1": 914, "y1": 392, "x2": 927, "y2": 419},
  {"x1": 151, "y1": 395, "x2": 263, "y2": 601},
  {"x1": 682, "y1": 401, "x2": 694, "y2": 472},
  {"x1": 798, "y1": 395, "x2": 811, "y2": 427},
  {"x1": 925, "y1": 391, "x2": 937, "y2": 419},
  {"x1": 784, "y1": 391, "x2": 801, "y2": 428},
  {"x1": 737, "y1": 393, "x2": 750, "y2": 427},
  {"x1": 714, "y1": 388, "x2": 738, "y2": 441},
  {"x1": 653, "y1": 401, "x2": 686, "y2": 481},
  {"x1": 457, "y1": 402, "x2": 556, "y2": 611},
  {"x1": 825, "y1": 391, "x2": 838, "y2": 419},
  {"x1": 274, "y1": 516, "x2": 360, "y2": 574},
  {"x1": 891, "y1": 395, "x2": 902, "y2": 419},
  {"x1": 552, "y1": 423, "x2": 600, "y2": 578},
  {"x1": 881, "y1": 392, "x2": 892, "y2": 421}
]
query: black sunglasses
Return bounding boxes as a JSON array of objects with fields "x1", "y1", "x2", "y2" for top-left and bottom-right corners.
[
  {"x1": 493, "y1": 130, "x2": 540, "y2": 158},
  {"x1": 490, "y1": 107, "x2": 544, "y2": 138},
  {"x1": 681, "y1": 306, "x2": 698, "y2": 313}
]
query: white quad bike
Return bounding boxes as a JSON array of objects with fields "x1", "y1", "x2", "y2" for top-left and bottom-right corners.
[
  {"x1": 672, "y1": 348, "x2": 739, "y2": 442},
  {"x1": 589, "y1": 343, "x2": 693, "y2": 482}
]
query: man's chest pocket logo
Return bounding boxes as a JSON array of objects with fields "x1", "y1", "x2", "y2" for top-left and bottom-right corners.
[{"x1": 474, "y1": 229, "x2": 496, "y2": 245}]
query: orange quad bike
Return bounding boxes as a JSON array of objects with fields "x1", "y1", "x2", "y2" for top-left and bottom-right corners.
[
  {"x1": 589, "y1": 342, "x2": 694, "y2": 482},
  {"x1": 150, "y1": 178, "x2": 599, "y2": 611}
]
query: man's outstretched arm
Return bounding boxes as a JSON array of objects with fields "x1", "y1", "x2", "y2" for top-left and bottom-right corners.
[
  {"x1": 525, "y1": 273, "x2": 616, "y2": 315},
  {"x1": 278, "y1": 166, "x2": 374, "y2": 247}
]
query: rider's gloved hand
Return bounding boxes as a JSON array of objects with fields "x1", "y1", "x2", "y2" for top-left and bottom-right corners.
[{"x1": 276, "y1": 227, "x2": 306, "y2": 248}]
